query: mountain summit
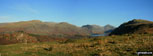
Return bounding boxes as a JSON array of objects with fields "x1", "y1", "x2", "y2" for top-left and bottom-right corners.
[
  {"x1": 81, "y1": 24, "x2": 115, "y2": 34},
  {"x1": 110, "y1": 19, "x2": 153, "y2": 35}
]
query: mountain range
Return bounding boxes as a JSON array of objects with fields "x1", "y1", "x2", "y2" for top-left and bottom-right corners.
[
  {"x1": 1, "y1": 19, "x2": 152, "y2": 45},
  {"x1": 82, "y1": 24, "x2": 115, "y2": 34},
  {"x1": 0, "y1": 20, "x2": 115, "y2": 36},
  {"x1": 0, "y1": 20, "x2": 114, "y2": 44}
]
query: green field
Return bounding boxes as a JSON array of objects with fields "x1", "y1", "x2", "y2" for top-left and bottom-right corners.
[{"x1": 0, "y1": 35, "x2": 153, "y2": 56}]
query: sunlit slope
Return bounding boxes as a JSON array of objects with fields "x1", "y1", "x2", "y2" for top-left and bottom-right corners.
[
  {"x1": 110, "y1": 19, "x2": 153, "y2": 35},
  {"x1": 0, "y1": 20, "x2": 88, "y2": 36},
  {"x1": 0, "y1": 35, "x2": 152, "y2": 56}
]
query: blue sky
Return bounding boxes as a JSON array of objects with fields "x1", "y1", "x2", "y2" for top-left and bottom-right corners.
[{"x1": 0, "y1": 0, "x2": 153, "y2": 27}]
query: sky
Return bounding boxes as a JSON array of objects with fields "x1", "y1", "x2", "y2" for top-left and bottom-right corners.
[{"x1": 0, "y1": 0, "x2": 153, "y2": 27}]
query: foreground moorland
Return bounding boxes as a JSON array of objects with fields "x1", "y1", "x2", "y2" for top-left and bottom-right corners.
[{"x1": 0, "y1": 34, "x2": 153, "y2": 56}]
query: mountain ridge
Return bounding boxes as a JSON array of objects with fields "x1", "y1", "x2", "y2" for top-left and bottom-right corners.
[
  {"x1": 110, "y1": 19, "x2": 153, "y2": 35},
  {"x1": 82, "y1": 24, "x2": 115, "y2": 34}
]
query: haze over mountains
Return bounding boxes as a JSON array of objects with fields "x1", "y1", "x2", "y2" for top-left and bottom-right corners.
[{"x1": 82, "y1": 24, "x2": 115, "y2": 34}]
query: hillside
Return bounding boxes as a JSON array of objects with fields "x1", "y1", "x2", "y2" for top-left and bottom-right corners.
[
  {"x1": 110, "y1": 19, "x2": 153, "y2": 35},
  {"x1": 0, "y1": 31, "x2": 68, "y2": 45},
  {"x1": 0, "y1": 35, "x2": 152, "y2": 56},
  {"x1": 82, "y1": 24, "x2": 115, "y2": 34},
  {"x1": 0, "y1": 20, "x2": 89, "y2": 37},
  {"x1": 0, "y1": 20, "x2": 115, "y2": 36},
  {"x1": 0, "y1": 20, "x2": 116, "y2": 44}
]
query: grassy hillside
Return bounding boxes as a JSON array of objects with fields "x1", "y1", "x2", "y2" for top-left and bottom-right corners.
[
  {"x1": 110, "y1": 19, "x2": 153, "y2": 35},
  {"x1": 0, "y1": 20, "x2": 89, "y2": 36},
  {"x1": 0, "y1": 34, "x2": 152, "y2": 56},
  {"x1": 0, "y1": 31, "x2": 69, "y2": 45}
]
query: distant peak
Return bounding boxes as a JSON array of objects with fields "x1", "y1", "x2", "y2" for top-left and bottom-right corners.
[
  {"x1": 29, "y1": 20, "x2": 42, "y2": 22},
  {"x1": 82, "y1": 24, "x2": 101, "y2": 27},
  {"x1": 121, "y1": 19, "x2": 152, "y2": 26},
  {"x1": 59, "y1": 22, "x2": 71, "y2": 25},
  {"x1": 132, "y1": 19, "x2": 144, "y2": 21},
  {"x1": 110, "y1": 19, "x2": 153, "y2": 35},
  {"x1": 105, "y1": 24, "x2": 112, "y2": 27},
  {"x1": 130, "y1": 19, "x2": 152, "y2": 23}
]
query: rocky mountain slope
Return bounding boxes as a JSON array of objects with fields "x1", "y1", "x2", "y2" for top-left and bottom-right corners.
[
  {"x1": 0, "y1": 20, "x2": 88, "y2": 37},
  {"x1": 82, "y1": 24, "x2": 115, "y2": 34},
  {"x1": 110, "y1": 19, "x2": 153, "y2": 35}
]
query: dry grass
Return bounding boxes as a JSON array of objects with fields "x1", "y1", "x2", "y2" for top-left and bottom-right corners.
[{"x1": 0, "y1": 35, "x2": 153, "y2": 56}]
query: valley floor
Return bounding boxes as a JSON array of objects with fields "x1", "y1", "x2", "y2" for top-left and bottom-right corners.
[{"x1": 0, "y1": 35, "x2": 153, "y2": 56}]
